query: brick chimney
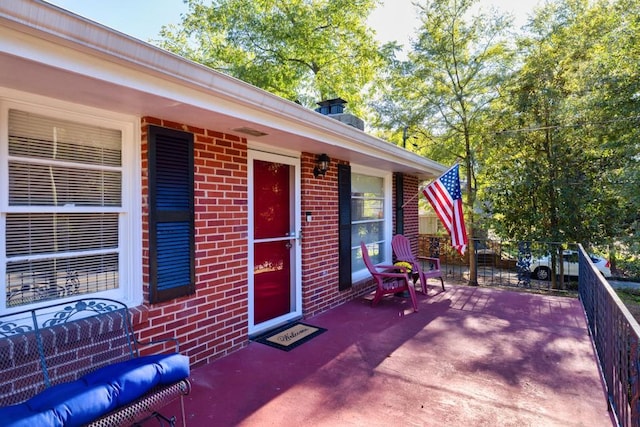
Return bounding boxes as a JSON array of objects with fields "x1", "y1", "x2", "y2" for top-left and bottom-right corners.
[{"x1": 315, "y1": 98, "x2": 364, "y2": 131}]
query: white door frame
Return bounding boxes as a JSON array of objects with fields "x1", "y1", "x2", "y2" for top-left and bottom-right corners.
[{"x1": 247, "y1": 149, "x2": 302, "y2": 336}]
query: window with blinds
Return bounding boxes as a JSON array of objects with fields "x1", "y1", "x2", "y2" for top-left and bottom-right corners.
[
  {"x1": 5, "y1": 109, "x2": 122, "y2": 307},
  {"x1": 351, "y1": 173, "x2": 387, "y2": 274}
]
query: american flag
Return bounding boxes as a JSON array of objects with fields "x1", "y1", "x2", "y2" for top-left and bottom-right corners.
[{"x1": 422, "y1": 164, "x2": 468, "y2": 255}]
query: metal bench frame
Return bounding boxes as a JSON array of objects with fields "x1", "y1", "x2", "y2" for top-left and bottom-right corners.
[{"x1": 0, "y1": 298, "x2": 190, "y2": 426}]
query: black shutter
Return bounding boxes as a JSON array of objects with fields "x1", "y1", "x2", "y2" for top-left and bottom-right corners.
[
  {"x1": 338, "y1": 164, "x2": 352, "y2": 290},
  {"x1": 395, "y1": 173, "x2": 404, "y2": 236},
  {"x1": 148, "y1": 126, "x2": 195, "y2": 303}
]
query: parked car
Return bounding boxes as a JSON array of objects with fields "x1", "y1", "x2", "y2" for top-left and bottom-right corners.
[{"x1": 529, "y1": 250, "x2": 611, "y2": 280}]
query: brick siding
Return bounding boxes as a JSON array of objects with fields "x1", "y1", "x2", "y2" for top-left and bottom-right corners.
[
  {"x1": 392, "y1": 173, "x2": 420, "y2": 253},
  {"x1": 133, "y1": 119, "x2": 421, "y2": 367},
  {"x1": 0, "y1": 311, "x2": 132, "y2": 406},
  {"x1": 140, "y1": 117, "x2": 249, "y2": 367},
  {"x1": 300, "y1": 155, "x2": 377, "y2": 318},
  {"x1": 402, "y1": 174, "x2": 421, "y2": 253}
]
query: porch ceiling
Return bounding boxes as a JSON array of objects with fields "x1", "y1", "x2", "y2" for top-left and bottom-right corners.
[{"x1": 0, "y1": 0, "x2": 446, "y2": 180}]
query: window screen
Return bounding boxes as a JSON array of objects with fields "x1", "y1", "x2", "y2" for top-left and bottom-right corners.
[
  {"x1": 351, "y1": 173, "x2": 386, "y2": 273},
  {"x1": 5, "y1": 109, "x2": 122, "y2": 307}
]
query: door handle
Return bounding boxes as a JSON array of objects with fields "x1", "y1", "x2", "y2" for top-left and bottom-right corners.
[{"x1": 288, "y1": 230, "x2": 302, "y2": 245}]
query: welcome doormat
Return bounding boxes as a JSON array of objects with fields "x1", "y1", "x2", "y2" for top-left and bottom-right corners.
[{"x1": 253, "y1": 322, "x2": 327, "y2": 352}]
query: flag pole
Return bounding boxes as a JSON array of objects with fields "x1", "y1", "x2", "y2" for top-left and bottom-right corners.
[
  {"x1": 401, "y1": 187, "x2": 425, "y2": 209},
  {"x1": 400, "y1": 163, "x2": 459, "y2": 209}
]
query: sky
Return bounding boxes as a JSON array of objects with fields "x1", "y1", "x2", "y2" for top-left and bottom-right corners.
[{"x1": 44, "y1": 0, "x2": 542, "y2": 48}]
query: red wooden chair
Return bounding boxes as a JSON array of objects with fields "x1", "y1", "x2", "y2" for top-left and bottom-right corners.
[
  {"x1": 392, "y1": 234, "x2": 445, "y2": 295},
  {"x1": 360, "y1": 241, "x2": 418, "y2": 312}
]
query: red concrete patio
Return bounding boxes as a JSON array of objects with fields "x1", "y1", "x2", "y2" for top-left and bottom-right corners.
[{"x1": 166, "y1": 284, "x2": 614, "y2": 426}]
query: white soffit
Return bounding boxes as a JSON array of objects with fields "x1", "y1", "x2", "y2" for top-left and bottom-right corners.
[{"x1": 0, "y1": 0, "x2": 446, "y2": 178}]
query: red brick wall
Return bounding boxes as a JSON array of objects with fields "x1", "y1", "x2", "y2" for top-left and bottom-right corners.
[
  {"x1": 0, "y1": 310, "x2": 132, "y2": 406},
  {"x1": 402, "y1": 174, "x2": 421, "y2": 254},
  {"x1": 300, "y1": 155, "x2": 375, "y2": 318},
  {"x1": 392, "y1": 173, "x2": 420, "y2": 254},
  {"x1": 1, "y1": 104, "x2": 426, "y2": 402},
  {"x1": 139, "y1": 117, "x2": 249, "y2": 367},
  {"x1": 300, "y1": 152, "x2": 338, "y2": 316},
  {"x1": 135, "y1": 119, "x2": 420, "y2": 366}
]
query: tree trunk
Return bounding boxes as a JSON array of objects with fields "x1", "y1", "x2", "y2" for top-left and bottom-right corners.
[{"x1": 465, "y1": 129, "x2": 478, "y2": 286}]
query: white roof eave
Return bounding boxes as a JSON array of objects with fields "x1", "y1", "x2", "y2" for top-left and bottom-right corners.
[{"x1": 0, "y1": 0, "x2": 446, "y2": 179}]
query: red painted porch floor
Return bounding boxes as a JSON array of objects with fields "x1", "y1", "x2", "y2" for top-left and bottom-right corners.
[{"x1": 165, "y1": 284, "x2": 614, "y2": 426}]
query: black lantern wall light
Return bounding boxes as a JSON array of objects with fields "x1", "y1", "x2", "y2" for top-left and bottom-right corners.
[{"x1": 313, "y1": 153, "x2": 330, "y2": 178}]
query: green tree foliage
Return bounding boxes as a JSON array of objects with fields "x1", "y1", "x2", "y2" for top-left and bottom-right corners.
[
  {"x1": 374, "y1": 0, "x2": 514, "y2": 284},
  {"x1": 581, "y1": 0, "x2": 640, "y2": 257},
  {"x1": 484, "y1": 0, "x2": 639, "y2": 260},
  {"x1": 155, "y1": 0, "x2": 639, "y2": 269},
  {"x1": 155, "y1": 0, "x2": 384, "y2": 114}
]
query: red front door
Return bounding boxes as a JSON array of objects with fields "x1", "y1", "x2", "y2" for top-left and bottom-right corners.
[{"x1": 252, "y1": 158, "x2": 294, "y2": 325}]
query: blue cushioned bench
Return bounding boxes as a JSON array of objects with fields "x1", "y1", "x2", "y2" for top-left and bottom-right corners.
[{"x1": 0, "y1": 298, "x2": 191, "y2": 427}]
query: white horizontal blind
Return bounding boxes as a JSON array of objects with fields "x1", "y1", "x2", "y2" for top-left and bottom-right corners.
[
  {"x1": 351, "y1": 173, "x2": 386, "y2": 270},
  {"x1": 5, "y1": 109, "x2": 123, "y2": 307}
]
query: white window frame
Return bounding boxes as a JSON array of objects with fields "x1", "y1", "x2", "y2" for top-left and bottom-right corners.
[
  {"x1": 0, "y1": 90, "x2": 142, "y2": 313},
  {"x1": 350, "y1": 164, "x2": 392, "y2": 283}
]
